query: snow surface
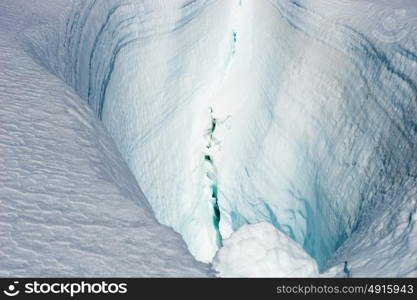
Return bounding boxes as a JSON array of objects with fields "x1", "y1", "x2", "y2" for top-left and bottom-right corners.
[
  {"x1": 1, "y1": 0, "x2": 417, "y2": 277},
  {"x1": 213, "y1": 222, "x2": 319, "y2": 277},
  {"x1": 0, "y1": 0, "x2": 211, "y2": 277}
]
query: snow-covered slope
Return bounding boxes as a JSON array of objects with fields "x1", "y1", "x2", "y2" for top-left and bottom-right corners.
[
  {"x1": 27, "y1": 0, "x2": 238, "y2": 263},
  {"x1": 0, "y1": 0, "x2": 211, "y2": 277},
  {"x1": 1, "y1": 0, "x2": 417, "y2": 277}
]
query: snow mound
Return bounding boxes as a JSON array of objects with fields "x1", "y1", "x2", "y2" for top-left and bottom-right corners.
[{"x1": 213, "y1": 222, "x2": 318, "y2": 277}]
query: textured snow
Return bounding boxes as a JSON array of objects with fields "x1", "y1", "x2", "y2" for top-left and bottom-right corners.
[
  {"x1": 213, "y1": 222, "x2": 319, "y2": 277},
  {"x1": 0, "y1": 0, "x2": 211, "y2": 277},
  {"x1": 1, "y1": 0, "x2": 417, "y2": 277},
  {"x1": 29, "y1": 0, "x2": 236, "y2": 263}
]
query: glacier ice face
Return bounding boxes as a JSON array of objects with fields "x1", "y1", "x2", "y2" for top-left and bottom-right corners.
[
  {"x1": 21, "y1": 0, "x2": 417, "y2": 276},
  {"x1": 30, "y1": 0, "x2": 238, "y2": 262},
  {"x1": 0, "y1": 0, "x2": 211, "y2": 277},
  {"x1": 213, "y1": 222, "x2": 319, "y2": 277}
]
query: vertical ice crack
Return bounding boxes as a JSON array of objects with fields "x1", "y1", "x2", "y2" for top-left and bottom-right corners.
[
  {"x1": 231, "y1": 31, "x2": 237, "y2": 56},
  {"x1": 204, "y1": 107, "x2": 223, "y2": 248}
]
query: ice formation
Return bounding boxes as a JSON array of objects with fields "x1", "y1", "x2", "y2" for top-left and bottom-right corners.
[
  {"x1": 1, "y1": 0, "x2": 417, "y2": 277},
  {"x1": 0, "y1": 0, "x2": 210, "y2": 277}
]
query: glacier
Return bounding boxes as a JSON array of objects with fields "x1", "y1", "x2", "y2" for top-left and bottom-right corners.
[
  {"x1": 0, "y1": 0, "x2": 211, "y2": 277},
  {"x1": 1, "y1": 0, "x2": 417, "y2": 277}
]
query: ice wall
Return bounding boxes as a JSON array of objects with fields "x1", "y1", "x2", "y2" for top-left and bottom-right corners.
[
  {"x1": 0, "y1": 0, "x2": 212, "y2": 277},
  {"x1": 212, "y1": 0, "x2": 417, "y2": 270},
  {"x1": 24, "y1": 0, "x2": 417, "y2": 274},
  {"x1": 31, "y1": 0, "x2": 239, "y2": 262}
]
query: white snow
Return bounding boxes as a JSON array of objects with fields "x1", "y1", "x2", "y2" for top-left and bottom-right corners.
[
  {"x1": 213, "y1": 222, "x2": 319, "y2": 277},
  {"x1": 0, "y1": 0, "x2": 210, "y2": 277},
  {"x1": 1, "y1": 0, "x2": 417, "y2": 278}
]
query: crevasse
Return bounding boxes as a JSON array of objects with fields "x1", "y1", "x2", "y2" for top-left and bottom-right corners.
[{"x1": 22, "y1": 0, "x2": 417, "y2": 273}]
